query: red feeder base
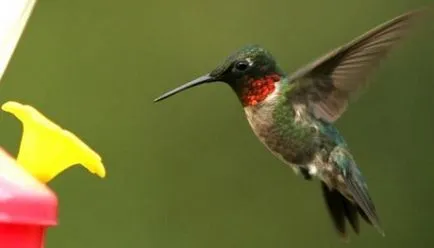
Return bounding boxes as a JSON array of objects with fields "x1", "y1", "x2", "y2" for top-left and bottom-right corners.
[{"x1": 0, "y1": 224, "x2": 46, "y2": 248}]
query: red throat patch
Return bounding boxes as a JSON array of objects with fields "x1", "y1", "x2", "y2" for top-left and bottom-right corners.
[{"x1": 241, "y1": 74, "x2": 280, "y2": 106}]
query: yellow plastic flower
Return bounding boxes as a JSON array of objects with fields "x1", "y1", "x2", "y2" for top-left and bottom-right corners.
[{"x1": 1, "y1": 101, "x2": 106, "y2": 183}]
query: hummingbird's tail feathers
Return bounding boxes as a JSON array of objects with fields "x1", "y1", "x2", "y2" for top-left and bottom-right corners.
[
  {"x1": 325, "y1": 146, "x2": 385, "y2": 237},
  {"x1": 321, "y1": 182, "x2": 360, "y2": 240},
  {"x1": 344, "y1": 172, "x2": 385, "y2": 236},
  {"x1": 321, "y1": 172, "x2": 385, "y2": 239}
]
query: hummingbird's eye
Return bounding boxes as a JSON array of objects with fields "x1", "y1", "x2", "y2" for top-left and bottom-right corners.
[{"x1": 234, "y1": 61, "x2": 249, "y2": 72}]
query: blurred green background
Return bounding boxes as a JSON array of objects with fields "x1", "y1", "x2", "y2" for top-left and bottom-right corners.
[{"x1": 0, "y1": 0, "x2": 434, "y2": 247}]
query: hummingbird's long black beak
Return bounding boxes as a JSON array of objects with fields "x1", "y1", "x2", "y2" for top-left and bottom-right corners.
[{"x1": 154, "y1": 74, "x2": 217, "y2": 102}]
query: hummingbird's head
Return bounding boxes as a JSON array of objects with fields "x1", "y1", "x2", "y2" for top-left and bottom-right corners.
[{"x1": 154, "y1": 45, "x2": 285, "y2": 106}]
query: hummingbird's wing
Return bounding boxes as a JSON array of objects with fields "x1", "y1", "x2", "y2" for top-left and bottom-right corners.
[{"x1": 288, "y1": 9, "x2": 426, "y2": 123}]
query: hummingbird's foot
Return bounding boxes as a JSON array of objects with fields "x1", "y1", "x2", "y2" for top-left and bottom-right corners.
[{"x1": 300, "y1": 167, "x2": 313, "y2": 180}]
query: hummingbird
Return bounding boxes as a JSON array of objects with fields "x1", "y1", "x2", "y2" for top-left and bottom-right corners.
[{"x1": 154, "y1": 9, "x2": 426, "y2": 238}]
